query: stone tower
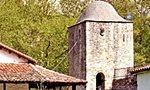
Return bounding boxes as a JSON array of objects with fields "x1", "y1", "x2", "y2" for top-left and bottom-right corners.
[{"x1": 68, "y1": 1, "x2": 133, "y2": 90}]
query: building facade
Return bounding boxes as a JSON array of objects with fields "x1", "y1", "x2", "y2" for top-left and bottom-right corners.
[
  {"x1": 68, "y1": 1, "x2": 134, "y2": 90},
  {"x1": 131, "y1": 64, "x2": 150, "y2": 90},
  {"x1": 0, "y1": 43, "x2": 87, "y2": 90}
]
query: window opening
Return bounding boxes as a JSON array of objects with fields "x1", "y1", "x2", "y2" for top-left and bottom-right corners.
[
  {"x1": 100, "y1": 28, "x2": 104, "y2": 36},
  {"x1": 123, "y1": 34, "x2": 125, "y2": 42}
]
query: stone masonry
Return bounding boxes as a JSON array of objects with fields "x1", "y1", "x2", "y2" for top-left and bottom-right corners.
[{"x1": 68, "y1": 1, "x2": 133, "y2": 90}]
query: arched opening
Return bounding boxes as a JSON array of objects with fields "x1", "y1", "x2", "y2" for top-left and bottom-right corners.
[{"x1": 96, "y1": 73, "x2": 105, "y2": 90}]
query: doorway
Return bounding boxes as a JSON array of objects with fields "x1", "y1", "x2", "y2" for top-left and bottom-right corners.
[{"x1": 96, "y1": 73, "x2": 105, "y2": 90}]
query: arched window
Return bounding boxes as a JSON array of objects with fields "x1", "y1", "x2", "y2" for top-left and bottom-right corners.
[{"x1": 96, "y1": 73, "x2": 105, "y2": 90}]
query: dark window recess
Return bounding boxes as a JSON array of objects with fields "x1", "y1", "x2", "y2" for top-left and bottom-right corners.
[
  {"x1": 79, "y1": 29, "x2": 81, "y2": 38},
  {"x1": 96, "y1": 73, "x2": 105, "y2": 90},
  {"x1": 79, "y1": 29, "x2": 80, "y2": 34},
  {"x1": 123, "y1": 34, "x2": 125, "y2": 42},
  {"x1": 100, "y1": 28, "x2": 104, "y2": 36}
]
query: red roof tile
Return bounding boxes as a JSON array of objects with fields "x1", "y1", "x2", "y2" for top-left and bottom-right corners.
[
  {"x1": 0, "y1": 63, "x2": 86, "y2": 84},
  {"x1": 0, "y1": 63, "x2": 46, "y2": 82},
  {"x1": 35, "y1": 65, "x2": 87, "y2": 84}
]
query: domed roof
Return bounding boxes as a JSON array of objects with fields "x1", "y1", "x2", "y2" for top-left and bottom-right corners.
[{"x1": 77, "y1": 1, "x2": 128, "y2": 23}]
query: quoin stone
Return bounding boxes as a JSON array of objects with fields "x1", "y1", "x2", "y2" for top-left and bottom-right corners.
[{"x1": 68, "y1": 1, "x2": 133, "y2": 90}]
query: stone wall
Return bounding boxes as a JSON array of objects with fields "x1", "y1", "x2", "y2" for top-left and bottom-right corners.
[
  {"x1": 85, "y1": 21, "x2": 133, "y2": 90},
  {"x1": 6, "y1": 83, "x2": 28, "y2": 90},
  {"x1": 112, "y1": 74, "x2": 137, "y2": 90},
  {"x1": 113, "y1": 22, "x2": 133, "y2": 69},
  {"x1": 86, "y1": 22, "x2": 115, "y2": 90},
  {"x1": 68, "y1": 21, "x2": 133, "y2": 90},
  {"x1": 68, "y1": 22, "x2": 86, "y2": 90}
]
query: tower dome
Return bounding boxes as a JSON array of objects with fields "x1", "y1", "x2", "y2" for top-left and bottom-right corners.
[{"x1": 77, "y1": 1, "x2": 128, "y2": 23}]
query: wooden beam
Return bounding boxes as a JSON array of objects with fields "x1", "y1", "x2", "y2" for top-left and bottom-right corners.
[
  {"x1": 38, "y1": 83, "x2": 41, "y2": 90},
  {"x1": 72, "y1": 85, "x2": 76, "y2": 90},
  {"x1": 59, "y1": 86, "x2": 62, "y2": 90},
  {"x1": 3, "y1": 83, "x2": 6, "y2": 90},
  {"x1": 53, "y1": 86, "x2": 56, "y2": 90}
]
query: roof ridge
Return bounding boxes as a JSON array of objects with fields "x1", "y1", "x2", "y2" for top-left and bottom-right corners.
[{"x1": 29, "y1": 64, "x2": 49, "y2": 82}]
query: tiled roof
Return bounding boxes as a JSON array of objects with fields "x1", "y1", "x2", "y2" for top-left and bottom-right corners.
[
  {"x1": 0, "y1": 43, "x2": 36, "y2": 64},
  {"x1": 0, "y1": 63, "x2": 86, "y2": 84},
  {"x1": 0, "y1": 63, "x2": 46, "y2": 82},
  {"x1": 35, "y1": 65, "x2": 86, "y2": 84},
  {"x1": 130, "y1": 64, "x2": 150, "y2": 73}
]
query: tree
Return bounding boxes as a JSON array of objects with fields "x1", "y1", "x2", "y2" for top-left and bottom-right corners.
[
  {"x1": 0, "y1": 0, "x2": 77, "y2": 74},
  {"x1": 60, "y1": 0, "x2": 89, "y2": 17}
]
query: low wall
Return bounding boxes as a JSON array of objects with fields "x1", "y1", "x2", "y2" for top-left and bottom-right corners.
[
  {"x1": 112, "y1": 74, "x2": 137, "y2": 90},
  {"x1": 0, "y1": 83, "x2": 28, "y2": 90}
]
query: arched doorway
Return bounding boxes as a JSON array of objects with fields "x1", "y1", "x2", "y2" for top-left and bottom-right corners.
[{"x1": 96, "y1": 73, "x2": 105, "y2": 90}]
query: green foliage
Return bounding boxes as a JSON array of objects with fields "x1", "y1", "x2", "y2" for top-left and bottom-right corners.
[
  {"x1": 0, "y1": 0, "x2": 149, "y2": 73},
  {"x1": 0, "y1": 0, "x2": 76, "y2": 74},
  {"x1": 60, "y1": 0, "x2": 89, "y2": 17}
]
